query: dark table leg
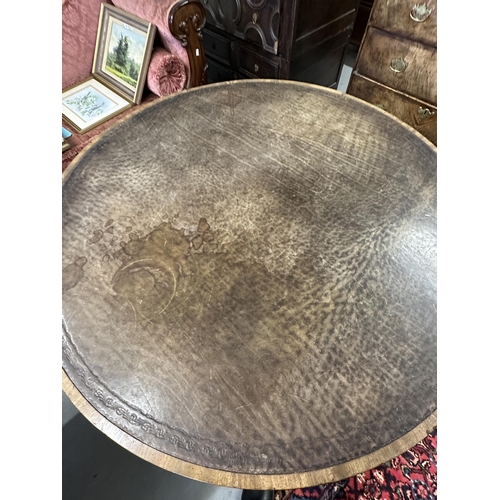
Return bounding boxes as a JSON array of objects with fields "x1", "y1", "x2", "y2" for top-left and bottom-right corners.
[{"x1": 241, "y1": 490, "x2": 274, "y2": 500}]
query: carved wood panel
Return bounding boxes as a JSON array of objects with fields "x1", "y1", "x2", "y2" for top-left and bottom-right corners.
[{"x1": 203, "y1": 0, "x2": 280, "y2": 54}]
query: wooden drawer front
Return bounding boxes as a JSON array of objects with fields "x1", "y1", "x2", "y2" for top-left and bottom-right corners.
[
  {"x1": 204, "y1": 0, "x2": 280, "y2": 54},
  {"x1": 237, "y1": 46, "x2": 279, "y2": 78},
  {"x1": 203, "y1": 29, "x2": 232, "y2": 65},
  {"x1": 357, "y1": 27, "x2": 436, "y2": 105},
  {"x1": 370, "y1": 0, "x2": 437, "y2": 47},
  {"x1": 206, "y1": 57, "x2": 237, "y2": 83},
  {"x1": 348, "y1": 73, "x2": 437, "y2": 145}
]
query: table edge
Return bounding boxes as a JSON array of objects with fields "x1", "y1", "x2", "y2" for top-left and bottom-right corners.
[
  {"x1": 62, "y1": 79, "x2": 437, "y2": 184},
  {"x1": 63, "y1": 369, "x2": 437, "y2": 490},
  {"x1": 62, "y1": 79, "x2": 437, "y2": 488}
]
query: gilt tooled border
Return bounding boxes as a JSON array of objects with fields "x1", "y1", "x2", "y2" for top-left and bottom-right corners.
[
  {"x1": 62, "y1": 328, "x2": 283, "y2": 473},
  {"x1": 62, "y1": 324, "x2": 437, "y2": 474}
]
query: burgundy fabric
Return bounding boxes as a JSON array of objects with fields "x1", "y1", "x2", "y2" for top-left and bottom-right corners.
[
  {"x1": 111, "y1": 0, "x2": 190, "y2": 80},
  {"x1": 62, "y1": 0, "x2": 112, "y2": 89},
  {"x1": 146, "y1": 47, "x2": 187, "y2": 97},
  {"x1": 276, "y1": 429, "x2": 437, "y2": 500}
]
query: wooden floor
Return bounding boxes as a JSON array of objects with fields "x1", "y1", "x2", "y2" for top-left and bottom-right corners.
[{"x1": 338, "y1": 43, "x2": 358, "y2": 92}]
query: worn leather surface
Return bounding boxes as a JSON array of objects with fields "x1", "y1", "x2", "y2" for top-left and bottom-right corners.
[{"x1": 62, "y1": 80, "x2": 437, "y2": 475}]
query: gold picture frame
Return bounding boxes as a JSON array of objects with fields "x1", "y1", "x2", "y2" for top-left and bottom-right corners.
[
  {"x1": 62, "y1": 138, "x2": 71, "y2": 153},
  {"x1": 62, "y1": 77, "x2": 132, "y2": 134},
  {"x1": 92, "y1": 4, "x2": 156, "y2": 105}
]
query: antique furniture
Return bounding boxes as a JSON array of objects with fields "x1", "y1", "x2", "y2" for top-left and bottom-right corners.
[
  {"x1": 62, "y1": 79, "x2": 437, "y2": 490},
  {"x1": 350, "y1": 0, "x2": 374, "y2": 46},
  {"x1": 62, "y1": 0, "x2": 207, "y2": 172},
  {"x1": 347, "y1": 0, "x2": 437, "y2": 145},
  {"x1": 200, "y1": 0, "x2": 359, "y2": 88}
]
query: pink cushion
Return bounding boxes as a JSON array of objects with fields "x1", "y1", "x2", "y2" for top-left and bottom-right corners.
[
  {"x1": 147, "y1": 48, "x2": 187, "y2": 97},
  {"x1": 111, "y1": 0, "x2": 190, "y2": 80},
  {"x1": 62, "y1": 0, "x2": 112, "y2": 89}
]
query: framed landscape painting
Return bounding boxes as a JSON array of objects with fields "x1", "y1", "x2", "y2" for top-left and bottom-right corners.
[
  {"x1": 62, "y1": 78, "x2": 132, "y2": 133},
  {"x1": 92, "y1": 4, "x2": 156, "y2": 104}
]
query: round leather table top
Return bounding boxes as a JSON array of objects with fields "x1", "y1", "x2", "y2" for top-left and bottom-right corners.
[{"x1": 62, "y1": 80, "x2": 437, "y2": 489}]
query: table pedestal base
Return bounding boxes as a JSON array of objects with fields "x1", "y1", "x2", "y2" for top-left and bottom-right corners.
[{"x1": 242, "y1": 490, "x2": 273, "y2": 500}]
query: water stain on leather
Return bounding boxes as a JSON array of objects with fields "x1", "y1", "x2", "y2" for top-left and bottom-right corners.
[
  {"x1": 192, "y1": 235, "x2": 203, "y2": 250},
  {"x1": 107, "y1": 218, "x2": 233, "y2": 322},
  {"x1": 62, "y1": 256, "x2": 88, "y2": 292},
  {"x1": 110, "y1": 222, "x2": 192, "y2": 321},
  {"x1": 105, "y1": 218, "x2": 291, "y2": 384},
  {"x1": 225, "y1": 89, "x2": 242, "y2": 116},
  {"x1": 88, "y1": 230, "x2": 103, "y2": 244},
  {"x1": 198, "y1": 217, "x2": 210, "y2": 233}
]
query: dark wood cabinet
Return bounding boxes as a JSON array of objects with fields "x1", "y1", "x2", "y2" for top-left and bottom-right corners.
[
  {"x1": 347, "y1": 0, "x2": 437, "y2": 145},
  {"x1": 350, "y1": 0, "x2": 373, "y2": 46},
  {"x1": 201, "y1": 0, "x2": 359, "y2": 88}
]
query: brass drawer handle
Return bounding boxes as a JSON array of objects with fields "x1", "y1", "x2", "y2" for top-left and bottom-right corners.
[
  {"x1": 410, "y1": 4, "x2": 432, "y2": 23},
  {"x1": 252, "y1": 13, "x2": 258, "y2": 24},
  {"x1": 418, "y1": 107, "x2": 436, "y2": 119},
  {"x1": 390, "y1": 58, "x2": 408, "y2": 73},
  {"x1": 254, "y1": 63, "x2": 259, "y2": 72}
]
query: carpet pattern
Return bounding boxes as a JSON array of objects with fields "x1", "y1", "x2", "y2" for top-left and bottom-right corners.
[{"x1": 275, "y1": 429, "x2": 437, "y2": 500}]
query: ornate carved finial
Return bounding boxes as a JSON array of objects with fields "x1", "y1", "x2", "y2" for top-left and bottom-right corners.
[{"x1": 169, "y1": 0, "x2": 207, "y2": 87}]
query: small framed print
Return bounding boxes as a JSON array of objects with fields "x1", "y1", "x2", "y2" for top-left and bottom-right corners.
[
  {"x1": 92, "y1": 4, "x2": 156, "y2": 105},
  {"x1": 62, "y1": 137, "x2": 71, "y2": 153},
  {"x1": 62, "y1": 77, "x2": 132, "y2": 134}
]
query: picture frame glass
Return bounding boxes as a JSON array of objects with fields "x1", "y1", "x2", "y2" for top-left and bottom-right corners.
[
  {"x1": 62, "y1": 78, "x2": 131, "y2": 133},
  {"x1": 63, "y1": 84, "x2": 118, "y2": 121},
  {"x1": 92, "y1": 4, "x2": 156, "y2": 104},
  {"x1": 102, "y1": 18, "x2": 148, "y2": 92}
]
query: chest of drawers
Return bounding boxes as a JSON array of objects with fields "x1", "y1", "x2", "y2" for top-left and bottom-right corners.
[
  {"x1": 201, "y1": 0, "x2": 359, "y2": 88},
  {"x1": 347, "y1": 0, "x2": 437, "y2": 145}
]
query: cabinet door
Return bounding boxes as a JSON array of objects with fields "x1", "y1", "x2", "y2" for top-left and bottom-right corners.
[{"x1": 203, "y1": 0, "x2": 280, "y2": 54}]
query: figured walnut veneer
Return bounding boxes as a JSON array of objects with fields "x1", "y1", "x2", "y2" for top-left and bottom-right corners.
[
  {"x1": 62, "y1": 80, "x2": 437, "y2": 489},
  {"x1": 347, "y1": 0, "x2": 438, "y2": 145}
]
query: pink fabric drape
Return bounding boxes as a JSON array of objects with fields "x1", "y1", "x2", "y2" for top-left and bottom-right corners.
[{"x1": 62, "y1": 0, "x2": 112, "y2": 89}]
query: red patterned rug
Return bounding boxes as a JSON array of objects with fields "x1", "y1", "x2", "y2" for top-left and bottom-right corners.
[{"x1": 275, "y1": 429, "x2": 437, "y2": 500}]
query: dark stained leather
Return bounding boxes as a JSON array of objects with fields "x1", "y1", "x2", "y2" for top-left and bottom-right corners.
[{"x1": 62, "y1": 80, "x2": 437, "y2": 475}]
